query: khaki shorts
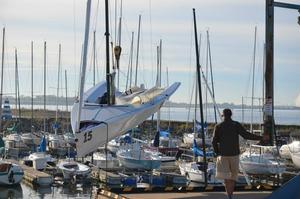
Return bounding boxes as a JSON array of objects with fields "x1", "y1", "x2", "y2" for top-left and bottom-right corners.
[{"x1": 216, "y1": 155, "x2": 239, "y2": 180}]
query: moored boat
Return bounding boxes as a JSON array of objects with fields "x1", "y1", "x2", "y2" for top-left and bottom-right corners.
[
  {"x1": 240, "y1": 145, "x2": 286, "y2": 175},
  {"x1": 57, "y1": 159, "x2": 91, "y2": 181},
  {"x1": 117, "y1": 143, "x2": 161, "y2": 170},
  {"x1": 0, "y1": 160, "x2": 24, "y2": 185}
]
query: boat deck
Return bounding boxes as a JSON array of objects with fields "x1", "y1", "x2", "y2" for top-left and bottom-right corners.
[{"x1": 7, "y1": 159, "x2": 53, "y2": 186}]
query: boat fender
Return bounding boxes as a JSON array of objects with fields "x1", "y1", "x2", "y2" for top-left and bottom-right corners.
[{"x1": 8, "y1": 170, "x2": 14, "y2": 184}]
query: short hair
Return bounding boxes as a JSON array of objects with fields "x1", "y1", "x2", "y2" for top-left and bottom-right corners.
[{"x1": 223, "y1": 108, "x2": 232, "y2": 118}]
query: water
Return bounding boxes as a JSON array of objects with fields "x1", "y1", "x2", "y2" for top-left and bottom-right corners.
[
  {"x1": 1, "y1": 182, "x2": 94, "y2": 199},
  {"x1": 156, "y1": 107, "x2": 300, "y2": 125},
  {"x1": 19, "y1": 104, "x2": 300, "y2": 125}
]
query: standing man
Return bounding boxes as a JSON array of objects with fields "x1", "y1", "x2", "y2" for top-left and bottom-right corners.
[{"x1": 212, "y1": 109, "x2": 266, "y2": 199}]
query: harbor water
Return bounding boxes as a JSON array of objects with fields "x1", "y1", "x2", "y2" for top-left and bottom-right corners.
[
  {"x1": 156, "y1": 107, "x2": 300, "y2": 125},
  {"x1": 1, "y1": 182, "x2": 94, "y2": 199}
]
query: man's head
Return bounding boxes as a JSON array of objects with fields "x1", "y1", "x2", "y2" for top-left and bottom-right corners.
[{"x1": 223, "y1": 108, "x2": 232, "y2": 120}]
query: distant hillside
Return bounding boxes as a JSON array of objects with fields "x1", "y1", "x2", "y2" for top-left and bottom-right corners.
[{"x1": 164, "y1": 101, "x2": 300, "y2": 110}]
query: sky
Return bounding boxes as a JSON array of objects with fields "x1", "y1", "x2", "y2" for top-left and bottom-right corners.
[{"x1": 0, "y1": 0, "x2": 300, "y2": 106}]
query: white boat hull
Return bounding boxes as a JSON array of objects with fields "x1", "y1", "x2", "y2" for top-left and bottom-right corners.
[
  {"x1": 240, "y1": 154, "x2": 286, "y2": 174},
  {"x1": 290, "y1": 152, "x2": 300, "y2": 168},
  {"x1": 118, "y1": 155, "x2": 161, "y2": 170},
  {"x1": 72, "y1": 82, "x2": 180, "y2": 157},
  {"x1": 58, "y1": 161, "x2": 91, "y2": 180},
  {"x1": 0, "y1": 161, "x2": 24, "y2": 185},
  {"x1": 179, "y1": 162, "x2": 220, "y2": 184}
]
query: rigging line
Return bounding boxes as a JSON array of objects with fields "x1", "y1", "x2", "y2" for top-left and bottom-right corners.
[
  {"x1": 185, "y1": 74, "x2": 195, "y2": 131},
  {"x1": 93, "y1": 0, "x2": 100, "y2": 31}
]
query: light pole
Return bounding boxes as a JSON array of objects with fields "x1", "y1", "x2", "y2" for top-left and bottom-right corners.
[{"x1": 264, "y1": 0, "x2": 300, "y2": 145}]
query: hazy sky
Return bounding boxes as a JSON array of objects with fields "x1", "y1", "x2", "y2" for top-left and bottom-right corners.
[{"x1": 1, "y1": 0, "x2": 300, "y2": 106}]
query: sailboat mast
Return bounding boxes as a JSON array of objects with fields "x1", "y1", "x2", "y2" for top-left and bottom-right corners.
[
  {"x1": 134, "y1": 15, "x2": 141, "y2": 87},
  {"x1": 126, "y1": 32, "x2": 134, "y2": 90},
  {"x1": 0, "y1": 28, "x2": 5, "y2": 133},
  {"x1": 207, "y1": 30, "x2": 217, "y2": 124},
  {"x1": 55, "y1": 44, "x2": 61, "y2": 135},
  {"x1": 156, "y1": 41, "x2": 162, "y2": 132},
  {"x1": 251, "y1": 26, "x2": 257, "y2": 133},
  {"x1": 193, "y1": 8, "x2": 208, "y2": 186},
  {"x1": 105, "y1": 0, "x2": 112, "y2": 105},
  {"x1": 43, "y1": 41, "x2": 46, "y2": 133},
  {"x1": 205, "y1": 32, "x2": 209, "y2": 122},
  {"x1": 193, "y1": 77, "x2": 198, "y2": 135},
  {"x1": 93, "y1": 31, "x2": 96, "y2": 86},
  {"x1": 15, "y1": 49, "x2": 21, "y2": 124},
  {"x1": 76, "y1": 0, "x2": 91, "y2": 132},
  {"x1": 31, "y1": 41, "x2": 34, "y2": 133},
  {"x1": 65, "y1": 70, "x2": 69, "y2": 132}
]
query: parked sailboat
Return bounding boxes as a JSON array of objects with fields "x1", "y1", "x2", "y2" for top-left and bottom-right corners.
[
  {"x1": 0, "y1": 160, "x2": 24, "y2": 185},
  {"x1": 117, "y1": 142, "x2": 161, "y2": 170},
  {"x1": 179, "y1": 161, "x2": 220, "y2": 184},
  {"x1": 23, "y1": 136, "x2": 56, "y2": 171},
  {"x1": 240, "y1": 144, "x2": 286, "y2": 175},
  {"x1": 71, "y1": 0, "x2": 180, "y2": 157}
]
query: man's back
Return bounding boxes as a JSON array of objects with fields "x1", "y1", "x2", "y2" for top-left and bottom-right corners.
[
  {"x1": 212, "y1": 119, "x2": 262, "y2": 156},
  {"x1": 212, "y1": 119, "x2": 241, "y2": 156}
]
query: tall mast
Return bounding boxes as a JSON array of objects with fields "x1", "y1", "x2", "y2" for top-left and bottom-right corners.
[
  {"x1": 134, "y1": 15, "x2": 141, "y2": 87},
  {"x1": 115, "y1": 0, "x2": 123, "y2": 89},
  {"x1": 193, "y1": 77, "x2": 198, "y2": 135},
  {"x1": 43, "y1": 41, "x2": 47, "y2": 133},
  {"x1": 15, "y1": 49, "x2": 21, "y2": 127},
  {"x1": 129, "y1": 32, "x2": 134, "y2": 89},
  {"x1": 207, "y1": 30, "x2": 217, "y2": 124},
  {"x1": 126, "y1": 32, "x2": 134, "y2": 90},
  {"x1": 93, "y1": 31, "x2": 96, "y2": 86},
  {"x1": 65, "y1": 70, "x2": 69, "y2": 132},
  {"x1": 193, "y1": 8, "x2": 207, "y2": 186},
  {"x1": 0, "y1": 28, "x2": 5, "y2": 133},
  {"x1": 105, "y1": 0, "x2": 113, "y2": 105},
  {"x1": 31, "y1": 41, "x2": 34, "y2": 133},
  {"x1": 205, "y1": 31, "x2": 209, "y2": 122},
  {"x1": 251, "y1": 26, "x2": 257, "y2": 133},
  {"x1": 166, "y1": 67, "x2": 170, "y2": 129},
  {"x1": 76, "y1": 0, "x2": 91, "y2": 132},
  {"x1": 156, "y1": 40, "x2": 162, "y2": 132},
  {"x1": 55, "y1": 44, "x2": 61, "y2": 135}
]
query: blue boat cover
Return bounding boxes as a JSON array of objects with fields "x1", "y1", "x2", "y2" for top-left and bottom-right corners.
[
  {"x1": 265, "y1": 175, "x2": 300, "y2": 199},
  {"x1": 38, "y1": 136, "x2": 46, "y2": 152},
  {"x1": 192, "y1": 139, "x2": 214, "y2": 158},
  {"x1": 159, "y1": 130, "x2": 169, "y2": 138}
]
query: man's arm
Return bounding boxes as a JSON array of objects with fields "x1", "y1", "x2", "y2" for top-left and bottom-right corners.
[
  {"x1": 212, "y1": 125, "x2": 220, "y2": 155},
  {"x1": 237, "y1": 122, "x2": 262, "y2": 140}
]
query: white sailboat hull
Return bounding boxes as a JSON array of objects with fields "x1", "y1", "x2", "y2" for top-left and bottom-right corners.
[
  {"x1": 72, "y1": 82, "x2": 180, "y2": 157},
  {"x1": 240, "y1": 153, "x2": 286, "y2": 175},
  {"x1": 290, "y1": 152, "x2": 300, "y2": 168},
  {"x1": 0, "y1": 161, "x2": 24, "y2": 185},
  {"x1": 179, "y1": 162, "x2": 220, "y2": 184}
]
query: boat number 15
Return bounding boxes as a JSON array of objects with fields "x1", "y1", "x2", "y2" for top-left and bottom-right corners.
[{"x1": 84, "y1": 131, "x2": 93, "y2": 143}]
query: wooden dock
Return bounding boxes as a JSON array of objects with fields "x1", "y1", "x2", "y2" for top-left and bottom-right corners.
[{"x1": 7, "y1": 159, "x2": 53, "y2": 186}]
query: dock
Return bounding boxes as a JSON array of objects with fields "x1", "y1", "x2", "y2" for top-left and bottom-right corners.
[{"x1": 7, "y1": 159, "x2": 53, "y2": 186}]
